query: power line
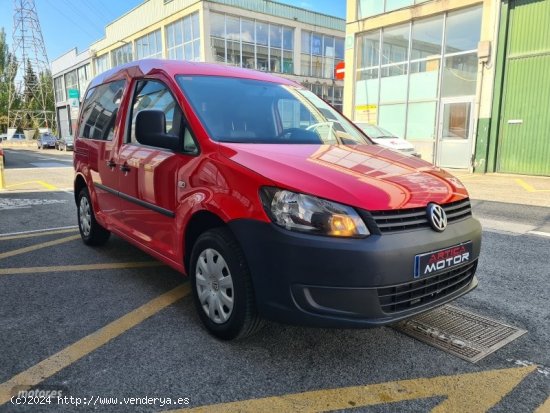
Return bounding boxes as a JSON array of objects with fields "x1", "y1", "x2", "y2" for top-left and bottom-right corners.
[
  {"x1": 57, "y1": 0, "x2": 105, "y2": 34},
  {"x1": 42, "y1": 0, "x2": 99, "y2": 40}
]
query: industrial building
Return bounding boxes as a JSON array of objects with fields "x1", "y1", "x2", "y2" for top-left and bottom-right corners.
[
  {"x1": 344, "y1": 0, "x2": 550, "y2": 175},
  {"x1": 51, "y1": 48, "x2": 92, "y2": 139},
  {"x1": 51, "y1": 0, "x2": 345, "y2": 139}
]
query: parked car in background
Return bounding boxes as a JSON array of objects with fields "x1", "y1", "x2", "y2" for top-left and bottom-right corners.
[
  {"x1": 0, "y1": 134, "x2": 7, "y2": 141},
  {"x1": 9, "y1": 133, "x2": 26, "y2": 141},
  {"x1": 354, "y1": 122, "x2": 421, "y2": 158},
  {"x1": 57, "y1": 135, "x2": 74, "y2": 151},
  {"x1": 37, "y1": 133, "x2": 57, "y2": 149}
]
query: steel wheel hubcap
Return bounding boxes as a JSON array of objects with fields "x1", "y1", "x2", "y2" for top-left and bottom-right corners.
[
  {"x1": 79, "y1": 196, "x2": 91, "y2": 237},
  {"x1": 195, "y1": 248, "x2": 234, "y2": 324}
]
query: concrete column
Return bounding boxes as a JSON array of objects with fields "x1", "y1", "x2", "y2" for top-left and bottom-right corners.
[
  {"x1": 294, "y1": 26, "x2": 301, "y2": 76},
  {"x1": 201, "y1": 3, "x2": 211, "y2": 62},
  {"x1": 343, "y1": 0, "x2": 359, "y2": 118}
]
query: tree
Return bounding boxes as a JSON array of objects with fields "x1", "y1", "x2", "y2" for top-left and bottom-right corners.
[
  {"x1": 23, "y1": 58, "x2": 39, "y2": 109},
  {"x1": 39, "y1": 70, "x2": 55, "y2": 113},
  {"x1": 0, "y1": 28, "x2": 22, "y2": 132},
  {"x1": 0, "y1": 28, "x2": 9, "y2": 132}
]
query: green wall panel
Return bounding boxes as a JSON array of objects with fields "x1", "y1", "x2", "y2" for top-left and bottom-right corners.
[
  {"x1": 474, "y1": 118, "x2": 490, "y2": 173},
  {"x1": 498, "y1": 54, "x2": 550, "y2": 175},
  {"x1": 494, "y1": 0, "x2": 550, "y2": 175}
]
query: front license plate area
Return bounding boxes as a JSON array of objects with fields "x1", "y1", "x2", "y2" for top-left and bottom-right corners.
[{"x1": 414, "y1": 241, "x2": 473, "y2": 278}]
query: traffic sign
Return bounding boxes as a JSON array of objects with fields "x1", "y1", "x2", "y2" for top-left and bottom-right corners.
[{"x1": 335, "y1": 61, "x2": 345, "y2": 80}]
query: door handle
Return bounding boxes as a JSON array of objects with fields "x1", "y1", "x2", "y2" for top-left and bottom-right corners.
[
  {"x1": 119, "y1": 163, "x2": 131, "y2": 173},
  {"x1": 105, "y1": 160, "x2": 116, "y2": 169}
]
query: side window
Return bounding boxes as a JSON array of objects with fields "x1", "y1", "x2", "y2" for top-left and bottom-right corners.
[
  {"x1": 78, "y1": 80, "x2": 125, "y2": 140},
  {"x1": 277, "y1": 98, "x2": 316, "y2": 129},
  {"x1": 129, "y1": 79, "x2": 198, "y2": 154}
]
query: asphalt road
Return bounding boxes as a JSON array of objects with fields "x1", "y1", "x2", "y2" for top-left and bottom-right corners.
[
  {"x1": 2, "y1": 147, "x2": 73, "y2": 169},
  {"x1": 0, "y1": 188, "x2": 548, "y2": 411}
]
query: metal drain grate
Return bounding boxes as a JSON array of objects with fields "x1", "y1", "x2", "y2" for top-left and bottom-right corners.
[{"x1": 393, "y1": 305, "x2": 527, "y2": 363}]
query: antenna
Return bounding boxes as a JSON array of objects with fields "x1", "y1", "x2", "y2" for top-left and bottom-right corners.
[{"x1": 7, "y1": 0, "x2": 56, "y2": 138}]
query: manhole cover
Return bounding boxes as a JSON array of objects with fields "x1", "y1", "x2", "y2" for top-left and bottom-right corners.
[{"x1": 393, "y1": 305, "x2": 527, "y2": 363}]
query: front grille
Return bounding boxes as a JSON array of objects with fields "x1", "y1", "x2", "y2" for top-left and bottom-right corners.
[
  {"x1": 377, "y1": 261, "x2": 477, "y2": 314},
  {"x1": 370, "y1": 198, "x2": 472, "y2": 233}
]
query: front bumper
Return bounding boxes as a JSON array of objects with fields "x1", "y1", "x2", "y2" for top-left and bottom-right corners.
[{"x1": 228, "y1": 217, "x2": 481, "y2": 328}]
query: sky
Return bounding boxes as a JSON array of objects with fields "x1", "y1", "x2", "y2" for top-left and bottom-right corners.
[{"x1": 0, "y1": 0, "x2": 346, "y2": 62}]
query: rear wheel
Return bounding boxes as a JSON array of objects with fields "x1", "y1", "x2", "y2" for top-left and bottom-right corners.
[
  {"x1": 190, "y1": 227, "x2": 263, "y2": 340},
  {"x1": 77, "y1": 187, "x2": 110, "y2": 246}
]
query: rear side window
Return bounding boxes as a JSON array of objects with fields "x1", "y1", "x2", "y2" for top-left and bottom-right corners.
[{"x1": 78, "y1": 80, "x2": 126, "y2": 140}]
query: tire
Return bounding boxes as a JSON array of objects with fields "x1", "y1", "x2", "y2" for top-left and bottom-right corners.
[
  {"x1": 190, "y1": 227, "x2": 263, "y2": 340},
  {"x1": 77, "y1": 187, "x2": 110, "y2": 246}
]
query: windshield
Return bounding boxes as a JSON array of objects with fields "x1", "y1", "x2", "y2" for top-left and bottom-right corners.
[
  {"x1": 177, "y1": 76, "x2": 368, "y2": 145},
  {"x1": 355, "y1": 123, "x2": 396, "y2": 139}
]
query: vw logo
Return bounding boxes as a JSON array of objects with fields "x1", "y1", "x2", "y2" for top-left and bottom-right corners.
[{"x1": 427, "y1": 203, "x2": 447, "y2": 232}]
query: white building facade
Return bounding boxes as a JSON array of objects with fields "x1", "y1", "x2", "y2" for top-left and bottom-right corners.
[
  {"x1": 88, "y1": 0, "x2": 345, "y2": 110},
  {"x1": 51, "y1": 49, "x2": 92, "y2": 138}
]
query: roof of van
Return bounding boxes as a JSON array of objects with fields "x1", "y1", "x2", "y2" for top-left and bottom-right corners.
[{"x1": 89, "y1": 59, "x2": 298, "y2": 90}]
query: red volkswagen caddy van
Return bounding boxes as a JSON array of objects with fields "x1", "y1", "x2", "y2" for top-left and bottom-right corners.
[{"x1": 73, "y1": 60, "x2": 481, "y2": 340}]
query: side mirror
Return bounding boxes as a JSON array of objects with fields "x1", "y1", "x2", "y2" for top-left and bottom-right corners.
[{"x1": 135, "y1": 110, "x2": 179, "y2": 151}]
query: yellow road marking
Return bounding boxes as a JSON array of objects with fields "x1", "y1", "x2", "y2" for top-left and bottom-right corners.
[
  {"x1": 0, "y1": 261, "x2": 165, "y2": 275},
  {"x1": 166, "y1": 366, "x2": 536, "y2": 413},
  {"x1": 0, "y1": 228, "x2": 78, "y2": 241},
  {"x1": 37, "y1": 180, "x2": 58, "y2": 190},
  {"x1": 0, "y1": 283, "x2": 190, "y2": 405},
  {"x1": 0, "y1": 234, "x2": 81, "y2": 261},
  {"x1": 515, "y1": 179, "x2": 550, "y2": 193},
  {"x1": 5, "y1": 180, "x2": 58, "y2": 190},
  {"x1": 536, "y1": 395, "x2": 550, "y2": 413}
]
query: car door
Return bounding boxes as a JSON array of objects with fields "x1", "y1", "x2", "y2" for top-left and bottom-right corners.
[
  {"x1": 76, "y1": 80, "x2": 127, "y2": 226},
  {"x1": 116, "y1": 77, "x2": 199, "y2": 262}
]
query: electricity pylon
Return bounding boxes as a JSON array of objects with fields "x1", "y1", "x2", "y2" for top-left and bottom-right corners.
[{"x1": 7, "y1": 0, "x2": 56, "y2": 138}]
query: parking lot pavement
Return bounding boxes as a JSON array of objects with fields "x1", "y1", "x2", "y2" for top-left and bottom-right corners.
[
  {"x1": 1, "y1": 148, "x2": 73, "y2": 192},
  {"x1": 0, "y1": 192, "x2": 549, "y2": 413},
  {"x1": 452, "y1": 172, "x2": 550, "y2": 208}
]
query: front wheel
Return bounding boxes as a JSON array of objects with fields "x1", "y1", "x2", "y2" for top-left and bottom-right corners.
[
  {"x1": 190, "y1": 227, "x2": 263, "y2": 340},
  {"x1": 77, "y1": 187, "x2": 110, "y2": 246}
]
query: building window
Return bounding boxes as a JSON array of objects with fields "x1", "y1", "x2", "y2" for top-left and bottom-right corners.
[
  {"x1": 358, "y1": 0, "x2": 431, "y2": 19},
  {"x1": 77, "y1": 65, "x2": 90, "y2": 97},
  {"x1": 64, "y1": 70, "x2": 78, "y2": 100},
  {"x1": 94, "y1": 54, "x2": 109, "y2": 75},
  {"x1": 54, "y1": 76, "x2": 64, "y2": 103},
  {"x1": 166, "y1": 12, "x2": 200, "y2": 61},
  {"x1": 111, "y1": 43, "x2": 133, "y2": 68},
  {"x1": 136, "y1": 30, "x2": 163, "y2": 59},
  {"x1": 301, "y1": 30, "x2": 344, "y2": 78},
  {"x1": 209, "y1": 12, "x2": 294, "y2": 74},
  {"x1": 354, "y1": 5, "x2": 482, "y2": 141}
]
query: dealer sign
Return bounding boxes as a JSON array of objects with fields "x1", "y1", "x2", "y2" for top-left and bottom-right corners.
[{"x1": 414, "y1": 241, "x2": 472, "y2": 278}]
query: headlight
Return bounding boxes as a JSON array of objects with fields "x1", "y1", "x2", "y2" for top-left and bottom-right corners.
[{"x1": 259, "y1": 187, "x2": 369, "y2": 238}]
